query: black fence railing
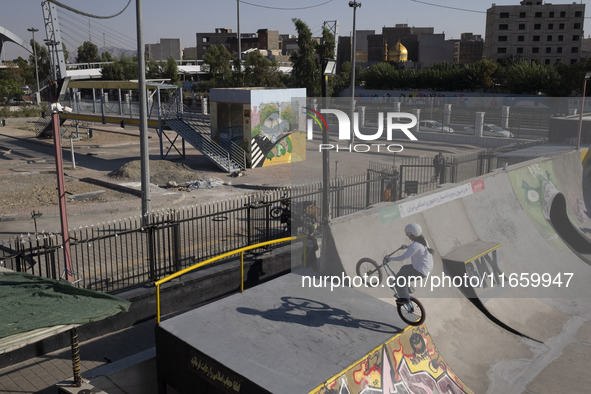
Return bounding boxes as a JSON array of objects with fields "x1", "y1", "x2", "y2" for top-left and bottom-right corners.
[
  {"x1": 0, "y1": 173, "x2": 395, "y2": 293},
  {"x1": 0, "y1": 143, "x2": 542, "y2": 294}
]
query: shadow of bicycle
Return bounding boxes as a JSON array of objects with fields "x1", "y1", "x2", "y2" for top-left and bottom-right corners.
[{"x1": 236, "y1": 296, "x2": 402, "y2": 334}]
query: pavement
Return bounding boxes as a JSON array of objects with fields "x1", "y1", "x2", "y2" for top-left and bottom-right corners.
[{"x1": 0, "y1": 116, "x2": 489, "y2": 393}]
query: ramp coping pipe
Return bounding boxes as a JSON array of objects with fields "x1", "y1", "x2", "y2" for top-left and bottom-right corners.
[{"x1": 154, "y1": 236, "x2": 305, "y2": 323}]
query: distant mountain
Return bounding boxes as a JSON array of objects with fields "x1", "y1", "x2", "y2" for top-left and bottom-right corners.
[{"x1": 67, "y1": 46, "x2": 137, "y2": 63}]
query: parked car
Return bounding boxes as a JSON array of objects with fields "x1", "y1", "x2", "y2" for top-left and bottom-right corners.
[
  {"x1": 419, "y1": 120, "x2": 454, "y2": 133},
  {"x1": 8, "y1": 95, "x2": 33, "y2": 105},
  {"x1": 464, "y1": 124, "x2": 514, "y2": 138}
]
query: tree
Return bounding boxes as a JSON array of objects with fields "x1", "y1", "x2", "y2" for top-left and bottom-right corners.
[
  {"x1": 100, "y1": 51, "x2": 114, "y2": 62},
  {"x1": 505, "y1": 60, "x2": 559, "y2": 95},
  {"x1": 202, "y1": 45, "x2": 233, "y2": 88},
  {"x1": 76, "y1": 41, "x2": 99, "y2": 63},
  {"x1": 100, "y1": 55, "x2": 138, "y2": 80},
  {"x1": 163, "y1": 56, "x2": 179, "y2": 84},
  {"x1": 290, "y1": 18, "x2": 320, "y2": 96},
  {"x1": 243, "y1": 51, "x2": 282, "y2": 87},
  {"x1": 29, "y1": 40, "x2": 51, "y2": 82}
]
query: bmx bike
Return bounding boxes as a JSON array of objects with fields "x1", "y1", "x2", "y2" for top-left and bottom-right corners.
[{"x1": 355, "y1": 246, "x2": 426, "y2": 326}]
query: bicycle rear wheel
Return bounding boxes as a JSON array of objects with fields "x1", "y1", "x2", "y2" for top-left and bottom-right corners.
[
  {"x1": 355, "y1": 258, "x2": 383, "y2": 284},
  {"x1": 270, "y1": 206, "x2": 283, "y2": 218},
  {"x1": 397, "y1": 297, "x2": 426, "y2": 326}
]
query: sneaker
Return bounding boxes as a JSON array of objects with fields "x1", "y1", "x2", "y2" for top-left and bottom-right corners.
[{"x1": 396, "y1": 299, "x2": 410, "y2": 306}]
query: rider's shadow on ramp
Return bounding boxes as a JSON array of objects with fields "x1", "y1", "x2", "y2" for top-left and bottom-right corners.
[{"x1": 237, "y1": 296, "x2": 402, "y2": 334}]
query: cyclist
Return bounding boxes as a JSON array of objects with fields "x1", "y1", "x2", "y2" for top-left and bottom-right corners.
[{"x1": 384, "y1": 223, "x2": 434, "y2": 305}]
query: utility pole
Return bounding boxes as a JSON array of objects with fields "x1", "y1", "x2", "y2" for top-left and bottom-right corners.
[
  {"x1": 348, "y1": 1, "x2": 361, "y2": 142},
  {"x1": 136, "y1": 0, "x2": 151, "y2": 224},
  {"x1": 27, "y1": 28, "x2": 40, "y2": 105}
]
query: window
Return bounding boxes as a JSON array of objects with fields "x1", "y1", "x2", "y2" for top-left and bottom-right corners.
[
  {"x1": 546, "y1": 47, "x2": 552, "y2": 54},
  {"x1": 519, "y1": 12, "x2": 526, "y2": 18},
  {"x1": 572, "y1": 47, "x2": 579, "y2": 53},
  {"x1": 560, "y1": 11, "x2": 566, "y2": 17},
  {"x1": 557, "y1": 47, "x2": 563, "y2": 53},
  {"x1": 498, "y1": 36, "x2": 508, "y2": 42},
  {"x1": 559, "y1": 23, "x2": 565, "y2": 29},
  {"x1": 535, "y1": 12, "x2": 543, "y2": 18},
  {"x1": 548, "y1": 24, "x2": 553, "y2": 30},
  {"x1": 533, "y1": 36, "x2": 541, "y2": 42},
  {"x1": 549, "y1": 12, "x2": 554, "y2": 18},
  {"x1": 532, "y1": 47, "x2": 539, "y2": 53},
  {"x1": 573, "y1": 35, "x2": 580, "y2": 41},
  {"x1": 499, "y1": 24, "x2": 509, "y2": 30},
  {"x1": 500, "y1": 12, "x2": 509, "y2": 18},
  {"x1": 517, "y1": 47, "x2": 524, "y2": 54},
  {"x1": 518, "y1": 35, "x2": 525, "y2": 42},
  {"x1": 497, "y1": 47, "x2": 507, "y2": 54},
  {"x1": 575, "y1": 11, "x2": 582, "y2": 17},
  {"x1": 534, "y1": 24, "x2": 541, "y2": 30},
  {"x1": 574, "y1": 23, "x2": 581, "y2": 29},
  {"x1": 545, "y1": 59, "x2": 551, "y2": 65},
  {"x1": 558, "y1": 35, "x2": 564, "y2": 41},
  {"x1": 547, "y1": 35, "x2": 553, "y2": 42},
  {"x1": 518, "y1": 24, "x2": 526, "y2": 30}
]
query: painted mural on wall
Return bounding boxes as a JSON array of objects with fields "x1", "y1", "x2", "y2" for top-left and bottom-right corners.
[
  {"x1": 249, "y1": 102, "x2": 306, "y2": 168},
  {"x1": 551, "y1": 151, "x2": 591, "y2": 230},
  {"x1": 508, "y1": 161, "x2": 564, "y2": 248},
  {"x1": 311, "y1": 324, "x2": 473, "y2": 394}
]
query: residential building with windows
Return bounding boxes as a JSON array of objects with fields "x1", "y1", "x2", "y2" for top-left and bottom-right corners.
[
  {"x1": 454, "y1": 33, "x2": 484, "y2": 64},
  {"x1": 484, "y1": 1, "x2": 585, "y2": 65}
]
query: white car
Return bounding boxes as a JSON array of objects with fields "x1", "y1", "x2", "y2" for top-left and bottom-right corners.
[
  {"x1": 419, "y1": 120, "x2": 454, "y2": 133},
  {"x1": 464, "y1": 124, "x2": 514, "y2": 138}
]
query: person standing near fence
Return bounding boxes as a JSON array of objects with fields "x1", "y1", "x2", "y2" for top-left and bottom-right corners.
[{"x1": 432, "y1": 152, "x2": 445, "y2": 183}]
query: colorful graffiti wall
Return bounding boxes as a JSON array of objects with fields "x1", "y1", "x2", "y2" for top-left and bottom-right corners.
[{"x1": 310, "y1": 324, "x2": 473, "y2": 394}]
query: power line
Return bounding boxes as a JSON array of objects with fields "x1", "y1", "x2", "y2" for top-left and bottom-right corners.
[
  {"x1": 240, "y1": 0, "x2": 334, "y2": 11},
  {"x1": 47, "y1": 0, "x2": 133, "y2": 19},
  {"x1": 410, "y1": 0, "x2": 486, "y2": 14}
]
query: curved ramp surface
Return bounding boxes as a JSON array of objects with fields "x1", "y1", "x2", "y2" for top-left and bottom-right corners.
[{"x1": 324, "y1": 149, "x2": 591, "y2": 392}]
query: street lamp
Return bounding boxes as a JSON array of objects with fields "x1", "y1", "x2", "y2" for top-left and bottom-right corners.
[
  {"x1": 27, "y1": 28, "x2": 40, "y2": 105},
  {"x1": 349, "y1": 1, "x2": 361, "y2": 142},
  {"x1": 577, "y1": 71, "x2": 591, "y2": 150}
]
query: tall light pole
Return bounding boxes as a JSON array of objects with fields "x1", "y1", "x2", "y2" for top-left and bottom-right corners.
[
  {"x1": 237, "y1": 0, "x2": 241, "y2": 62},
  {"x1": 136, "y1": 0, "x2": 151, "y2": 224},
  {"x1": 577, "y1": 71, "x2": 591, "y2": 150},
  {"x1": 28, "y1": 28, "x2": 40, "y2": 105},
  {"x1": 349, "y1": 1, "x2": 361, "y2": 142}
]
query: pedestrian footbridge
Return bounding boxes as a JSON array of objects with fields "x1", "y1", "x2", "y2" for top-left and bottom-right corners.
[{"x1": 44, "y1": 80, "x2": 245, "y2": 172}]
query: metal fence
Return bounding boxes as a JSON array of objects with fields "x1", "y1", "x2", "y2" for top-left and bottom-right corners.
[
  {"x1": 0, "y1": 172, "x2": 393, "y2": 294},
  {"x1": 0, "y1": 143, "x2": 542, "y2": 294}
]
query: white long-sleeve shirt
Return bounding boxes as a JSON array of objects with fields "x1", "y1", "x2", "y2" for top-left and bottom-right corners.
[{"x1": 387, "y1": 241, "x2": 434, "y2": 276}]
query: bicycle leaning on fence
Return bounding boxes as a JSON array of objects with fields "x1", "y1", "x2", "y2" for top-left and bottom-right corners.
[{"x1": 356, "y1": 246, "x2": 426, "y2": 326}]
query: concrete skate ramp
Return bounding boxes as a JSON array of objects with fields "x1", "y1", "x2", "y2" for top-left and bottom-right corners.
[
  {"x1": 324, "y1": 150, "x2": 591, "y2": 391},
  {"x1": 156, "y1": 271, "x2": 414, "y2": 394},
  {"x1": 309, "y1": 323, "x2": 473, "y2": 394}
]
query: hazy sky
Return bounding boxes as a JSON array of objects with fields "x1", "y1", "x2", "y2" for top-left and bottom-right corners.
[{"x1": 2, "y1": 0, "x2": 589, "y2": 60}]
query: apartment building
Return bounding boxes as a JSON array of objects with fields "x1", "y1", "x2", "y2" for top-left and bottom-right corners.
[
  {"x1": 454, "y1": 33, "x2": 484, "y2": 64},
  {"x1": 195, "y1": 28, "x2": 280, "y2": 60},
  {"x1": 484, "y1": 0, "x2": 585, "y2": 64}
]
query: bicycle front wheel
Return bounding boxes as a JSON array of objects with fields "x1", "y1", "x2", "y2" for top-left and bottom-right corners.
[
  {"x1": 397, "y1": 297, "x2": 426, "y2": 326},
  {"x1": 356, "y1": 258, "x2": 383, "y2": 285}
]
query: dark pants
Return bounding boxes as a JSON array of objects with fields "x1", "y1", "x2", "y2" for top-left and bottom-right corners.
[{"x1": 395, "y1": 264, "x2": 425, "y2": 300}]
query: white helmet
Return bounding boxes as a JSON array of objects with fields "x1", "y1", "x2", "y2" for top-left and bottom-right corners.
[{"x1": 404, "y1": 223, "x2": 422, "y2": 237}]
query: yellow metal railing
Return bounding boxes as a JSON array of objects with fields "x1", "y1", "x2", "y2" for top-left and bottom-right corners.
[{"x1": 154, "y1": 236, "x2": 305, "y2": 323}]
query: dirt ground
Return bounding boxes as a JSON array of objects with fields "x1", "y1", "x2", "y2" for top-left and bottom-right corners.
[{"x1": 0, "y1": 123, "x2": 221, "y2": 210}]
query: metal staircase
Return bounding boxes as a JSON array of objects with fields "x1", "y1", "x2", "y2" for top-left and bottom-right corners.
[{"x1": 164, "y1": 117, "x2": 246, "y2": 173}]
